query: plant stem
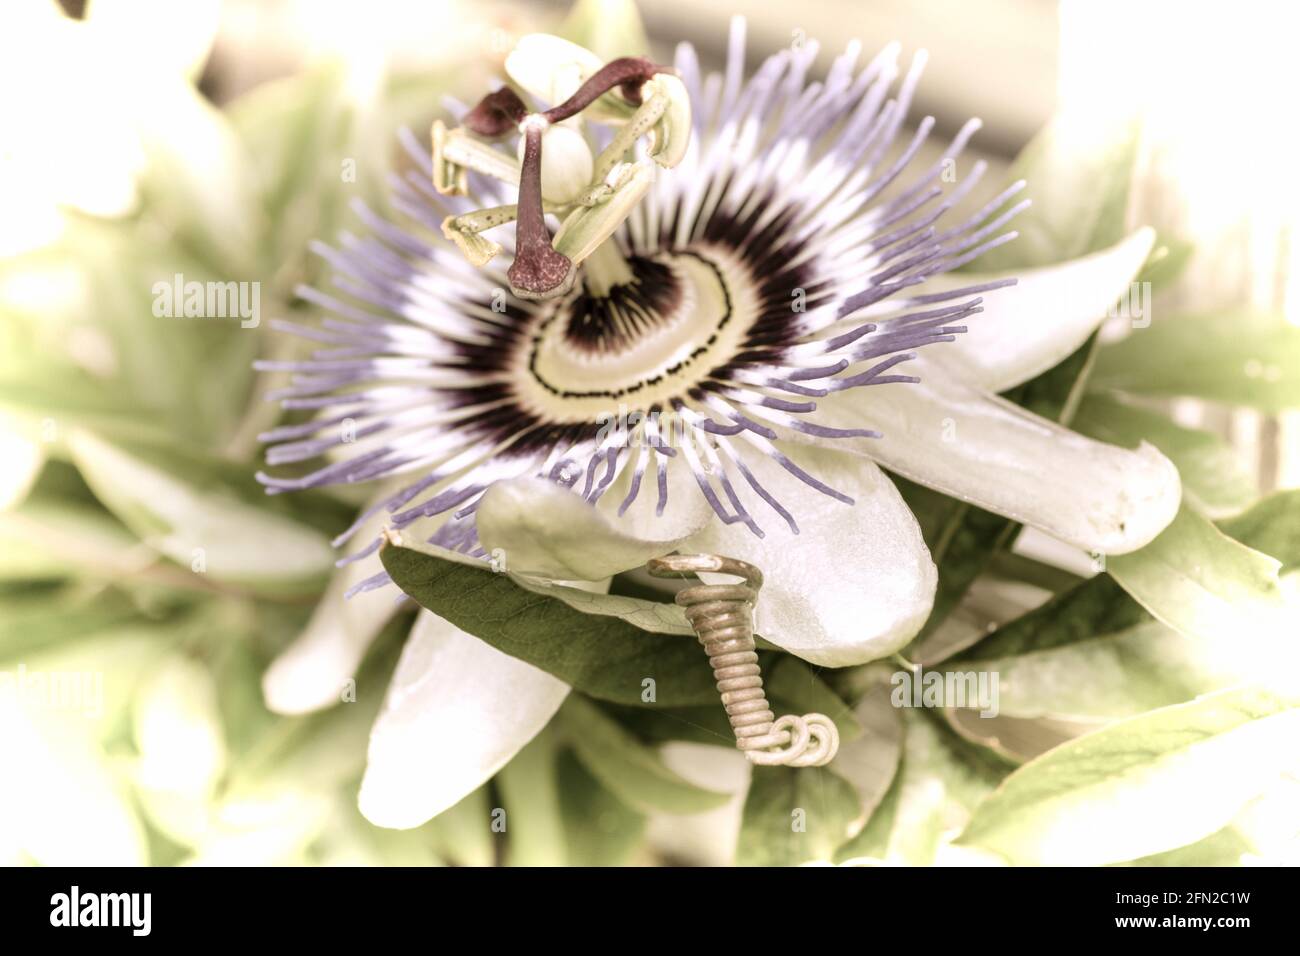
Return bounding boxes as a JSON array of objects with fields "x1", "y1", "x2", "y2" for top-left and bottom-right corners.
[{"x1": 582, "y1": 235, "x2": 634, "y2": 296}]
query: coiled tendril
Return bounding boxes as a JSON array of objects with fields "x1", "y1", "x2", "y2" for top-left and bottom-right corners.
[{"x1": 646, "y1": 554, "x2": 839, "y2": 767}]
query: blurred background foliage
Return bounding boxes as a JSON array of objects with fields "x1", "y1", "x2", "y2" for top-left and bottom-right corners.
[{"x1": 1, "y1": 0, "x2": 1297, "y2": 866}]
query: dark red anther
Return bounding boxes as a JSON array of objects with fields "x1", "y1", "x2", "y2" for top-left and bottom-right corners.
[
  {"x1": 542, "y1": 57, "x2": 670, "y2": 124},
  {"x1": 463, "y1": 87, "x2": 530, "y2": 138},
  {"x1": 506, "y1": 123, "x2": 575, "y2": 298}
]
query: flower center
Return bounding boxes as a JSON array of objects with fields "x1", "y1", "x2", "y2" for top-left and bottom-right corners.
[{"x1": 512, "y1": 247, "x2": 760, "y2": 421}]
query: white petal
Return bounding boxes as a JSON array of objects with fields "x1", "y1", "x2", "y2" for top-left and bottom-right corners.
[
  {"x1": 262, "y1": 504, "x2": 407, "y2": 716},
  {"x1": 683, "y1": 446, "x2": 936, "y2": 667},
  {"x1": 358, "y1": 611, "x2": 569, "y2": 829},
  {"x1": 814, "y1": 371, "x2": 1181, "y2": 554},
  {"x1": 262, "y1": 566, "x2": 400, "y2": 715},
  {"x1": 595, "y1": 441, "x2": 715, "y2": 542},
  {"x1": 476, "y1": 474, "x2": 700, "y2": 580},
  {"x1": 918, "y1": 228, "x2": 1155, "y2": 392},
  {"x1": 505, "y1": 34, "x2": 602, "y2": 106},
  {"x1": 87, "y1": 0, "x2": 222, "y2": 79}
]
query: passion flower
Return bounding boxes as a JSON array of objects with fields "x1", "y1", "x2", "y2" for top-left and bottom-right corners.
[{"x1": 257, "y1": 20, "x2": 1179, "y2": 828}]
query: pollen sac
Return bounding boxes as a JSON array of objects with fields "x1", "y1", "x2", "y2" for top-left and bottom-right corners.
[
  {"x1": 641, "y1": 73, "x2": 691, "y2": 168},
  {"x1": 553, "y1": 161, "x2": 654, "y2": 265},
  {"x1": 434, "y1": 35, "x2": 691, "y2": 298},
  {"x1": 441, "y1": 217, "x2": 501, "y2": 267},
  {"x1": 516, "y1": 123, "x2": 594, "y2": 205},
  {"x1": 430, "y1": 120, "x2": 467, "y2": 196}
]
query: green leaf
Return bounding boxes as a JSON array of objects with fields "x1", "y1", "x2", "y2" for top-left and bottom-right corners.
[
  {"x1": 1219, "y1": 490, "x2": 1300, "y2": 571},
  {"x1": 894, "y1": 479, "x2": 1018, "y2": 647},
  {"x1": 0, "y1": 499, "x2": 140, "y2": 582},
  {"x1": 1092, "y1": 309, "x2": 1300, "y2": 412},
  {"x1": 764, "y1": 656, "x2": 861, "y2": 743},
  {"x1": 228, "y1": 63, "x2": 359, "y2": 288},
  {"x1": 1074, "y1": 392, "x2": 1257, "y2": 516},
  {"x1": 944, "y1": 492, "x2": 1300, "y2": 723},
  {"x1": 1136, "y1": 235, "x2": 1195, "y2": 291},
  {"x1": 335, "y1": 813, "x2": 444, "y2": 867},
  {"x1": 555, "y1": 696, "x2": 730, "y2": 815},
  {"x1": 0, "y1": 220, "x2": 261, "y2": 446},
  {"x1": 136, "y1": 84, "x2": 262, "y2": 278},
  {"x1": 496, "y1": 727, "x2": 568, "y2": 866},
  {"x1": 828, "y1": 676, "x2": 903, "y2": 832},
  {"x1": 606, "y1": 703, "x2": 735, "y2": 748},
  {"x1": 225, "y1": 615, "x2": 403, "y2": 791},
  {"x1": 957, "y1": 686, "x2": 1300, "y2": 865},
  {"x1": 954, "y1": 570, "x2": 1141, "y2": 664},
  {"x1": 973, "y1": 113, "x2": 1140, "y2": 271},
  {"x1": 379, "y1": 538, "x2": 720, "y2": 707},
  {"x1": 609, "y1": 654, "x2": 863, "y2": 749},
  {"x1": 0, "y1": 376, "x2": 164, "y2": 450},
  {"x1": 229, "y1": 62, "x2": 468, "y2": 297},
  {"x1": 987, "y1": 551, "x2": 1085, "y2": 594},
  {"x1": 558, "y1": 0, "x2": 650, "y2": 59},
  {"x1": 1107, "y1": 503, "x2": 1288, "y2": 643},
  {"x1": 557, "y1": 748, "x2": 647, "y2": 866},
  {"x1": 944, "y1": 709, "x2": 1096, "y2": 766},
  {"x1": 966, "y1": 491, "x2": 1300, "y2": 663},
  {"x1": 1005, "y1": 329, "x2": 1099, "y2": 425},
  {"x1": 205, "y1": 621, "x2": 284, "y2": 759},
  {"x1": 834, "y1": 710, "x2": 1007, "y2": 865},
  {"x1": 1113, "y1": 825, "x2": 1253, "y2": 867},
  {"x1": 519, "y1": 575, "x2": 691, "y2": 637},
  {"x1": 737, "y1": 766, "x2": 859, "y2": 866},
  {"x1": 949, "y1": 619, "x2": 1244, "y2": 721},
  {"x1": 834, "y1": 755, "x2": 903, "y2": 863},
  {"x1": 427, "y1": 785, "x2": 497, "y2": 867},
  {"x1": 69, "y1": 430, "x2": 337, "y2": 593},
  {"x1": 0, "y1": 588, "x2": 142, "y2": 665}
]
